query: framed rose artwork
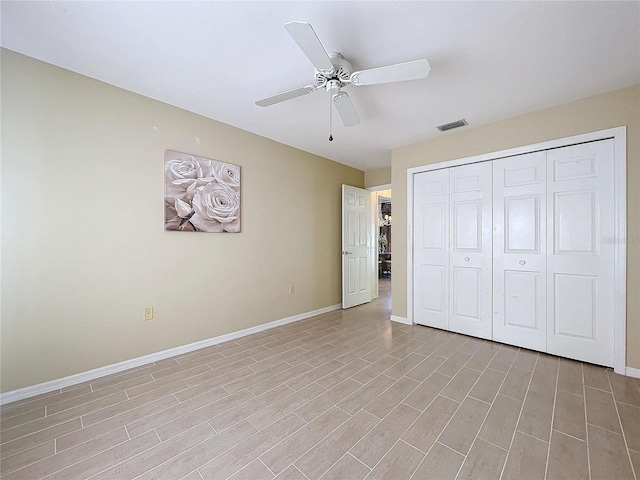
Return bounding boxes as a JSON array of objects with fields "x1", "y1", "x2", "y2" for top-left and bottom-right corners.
[{"x1": 164, "y1": 150, "x2": 240, "y2": 232}]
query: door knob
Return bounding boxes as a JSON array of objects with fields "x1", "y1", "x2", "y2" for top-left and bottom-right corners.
[
  {"x1": 519, "y1": 260, "x2": 526, "y2": 265},
  {"x1": 464, "y1": 257, "x2": 470, "y2": 262},
  {"x1": 342, "y1": 251, "x2": 353, "y2": 255}
]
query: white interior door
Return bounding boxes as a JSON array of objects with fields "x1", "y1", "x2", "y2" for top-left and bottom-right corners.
[
  {"x1": 342, "y1": 185, "x2": 372, "y2": 309},
  {"x1": 413, "y1": 169, "x2": 450, "y2": 329},
  {"x1": 493, "y1": 152, "x2": 547, "y2": 350},
  {"x1": 449, "y1": 162, "x2": 493, "y2": 339},
  {"x1": 546, "y1": 140, "x2": 615, "y2": 366}
]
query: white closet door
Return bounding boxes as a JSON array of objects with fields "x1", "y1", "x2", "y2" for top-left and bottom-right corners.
[
  {"x1": 414, "y1": 168, "x2": 450, "y2": 329},
  {"x1": 546, "y1": 140, "x2": 615, "y2": 367},
  {"x1": 493, "y1": 152, "x2": 547, "y2": 350},
  {"x1": 449, "y1": 162, "x2": 493, "y2": 339}
]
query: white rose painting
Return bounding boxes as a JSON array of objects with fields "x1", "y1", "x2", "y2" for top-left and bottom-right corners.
[{"x1": 164, "y1": 150, "x2": 240, "y2": 233}]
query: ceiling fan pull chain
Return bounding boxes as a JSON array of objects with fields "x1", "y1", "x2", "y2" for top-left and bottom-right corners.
[{"x1": 329, "y1": 92, "x2": 334, "y2": 142}]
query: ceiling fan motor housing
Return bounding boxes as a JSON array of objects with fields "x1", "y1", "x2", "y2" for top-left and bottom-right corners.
[{"x1": 315, "y1": 52, "x2": 353, "y2": 88}]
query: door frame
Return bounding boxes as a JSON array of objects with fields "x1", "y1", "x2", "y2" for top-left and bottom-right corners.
[
  {"x1": 406, "y1": 127, "x2": 627, "y2": 375},
  {"x1": 368, "y1": 184, "x2": 392, "y2": 300}
]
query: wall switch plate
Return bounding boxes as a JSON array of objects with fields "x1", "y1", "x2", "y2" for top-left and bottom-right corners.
[
  {"x1": 288, "y1": 285, "x2": 295, "y2": 295},
  {"x1": 144, "y1": 307, "x2": 153, "y2": 320}
]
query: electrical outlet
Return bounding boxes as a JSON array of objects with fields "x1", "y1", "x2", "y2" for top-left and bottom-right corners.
[
  {"x1": 288, "y1": 285, "x2": 295, "y2": 295},
  {"x1": 144, "y1": 307, "x2": 153, "y2": 320}
]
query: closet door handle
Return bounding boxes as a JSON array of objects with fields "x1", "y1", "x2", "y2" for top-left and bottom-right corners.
[
  {"x1": 519, "y1": 260, "x2": 526, "y2": 265},
  {"x1": 464, "y1": 257, "x2": 470, "y2": 262}
]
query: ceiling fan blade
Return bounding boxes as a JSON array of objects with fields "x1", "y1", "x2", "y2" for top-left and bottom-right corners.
[
  {"x1": 284, "y1": 21, "x2": 334, "y2": 74},
  {"x1": 333, "y1": 92, "x2": 360, "y2": 127},
  {"x1": 350, "y1": 59, "x2": 431, "y2": 86},
  {"x1": 255, "y1": 86, "x2": 316, "y2": 107}
]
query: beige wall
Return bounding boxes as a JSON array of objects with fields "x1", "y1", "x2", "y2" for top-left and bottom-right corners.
[
  {"x1": 0, "y1": 50, "x2": 363, "y2": 393},
  {"x1": 392, "y1": 84, "x2": 640, "y2": 369},
  {"x1": 364, "y1": 167, "x2": 391, "y2": 188}
]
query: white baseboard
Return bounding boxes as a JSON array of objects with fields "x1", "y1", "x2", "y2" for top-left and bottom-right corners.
[
  {"x1": 626, "y1": 366, "x2": 640, "y2": 379},
  {"x1": 0, "y1": 303, "x2": 342, "y2": 406},
  {"x1": 390, "y1": 315, "x2": 413, "y2": 325}
]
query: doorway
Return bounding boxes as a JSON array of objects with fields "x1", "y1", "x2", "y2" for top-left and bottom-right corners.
[{"x1": 368, "y1": 186, "x2": 392, "y2": 301}]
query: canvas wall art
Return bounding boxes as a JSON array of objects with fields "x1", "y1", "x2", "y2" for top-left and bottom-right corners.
[{"x1": 164, "y1": 150, "x2": 240, "y2": 232}]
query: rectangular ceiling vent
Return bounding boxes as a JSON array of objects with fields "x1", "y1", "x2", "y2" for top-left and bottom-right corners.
[{"x1": 437, "y1": 119, "x2": 468, "y2": 132}]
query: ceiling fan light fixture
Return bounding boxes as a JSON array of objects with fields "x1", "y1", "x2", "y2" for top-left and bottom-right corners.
[{"x1": 437, "y1": 119, "x2": 468, "y2": 132}]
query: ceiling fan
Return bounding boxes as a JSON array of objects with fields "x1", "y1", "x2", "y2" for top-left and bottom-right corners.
[{"x1": 255, "y1": 22, "x2": 431, "y2": 136}]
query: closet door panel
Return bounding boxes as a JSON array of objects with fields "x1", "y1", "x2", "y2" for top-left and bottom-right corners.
[
  {"x1": 547, "y1": 140, "x2": 615, "y2": 367},
  {"x1": 449, "y1": 162, "x2": 493, "y2": 339},
  {"x1": 414, "y1": 169, "x2": 450, "y2": 329},
  {"x1": 493, "y1": 153, "x2": 547, "y2": 350}
]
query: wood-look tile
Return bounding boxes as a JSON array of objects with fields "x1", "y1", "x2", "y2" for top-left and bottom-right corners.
[
  {"x1": 465, "y1": 344, "x2": 500, "y2": 372},
  {"x1": 382, "y1": 353, "x2": 427, "y2": 379},
  {"x1": 366, "y1": 440, "x2": 424, "y2": 480},
  {"x1": 583, "y1": 364, "x2": 611, "y2": 391},
  {"x1": 403, "y1": 372, "x2": 451, "y2": 411},
  {"x1": 402, "y1": 395, "x2": 459, "y2": 453},
  {"x1": 557, "y1": 359, "x2": 583, "y2": 396},
  {"x1": 227, "y1": 459, "x2": 275, "y2": 480},
  {"x1": 438, "y1": 396, "x2": 490, "y2": 455},
  {"x1": 1, "y1": 389, "x2": 88, "y2": 420},
  {"x1": 609, "y1": 371, "x2": 640, "y2": 407},
  {"x1": 0, "y1": 440, "x2": 54, "y2": 476},
  {"x1": 3, "y1": 427, "x2": 129, "y2": 480},
  {"x1": 536, "y1": 353, "x2": 560, "y2": 370},
  {"x1": 151, "y1": 358, "x2": 217, "y2": 380},
  {"x1": 295, "y1": 378, "x2": 363, "y2": 422},
  {"x1": 209, "y1": 384, "x2": 295, "y2": 432},
  {"x1": 247, "y1": 348, "x2": 307, "y2": 372},
  {"x1": 440, "y1": 367, "x2": 481, "y2": 403},
  {"x1": 585, "y1": 386, "x2": 621, "y2": 433},
  {"x1": 456, "y1": 438, "x2": 508, "y2": 480},
  {"x1": 57, "y1": 394, "x2": 178, "y2": 451},
  {"x1": 405, "y1": 354, "x2": 447, "y2": 382},
  {"x1": 90, "y1": 422, "x2": 214, "y2": 479},
  {"x1": 546, "y1": 430, "x2": 588, "y2": 480},
  {"x1": 319, "y1": 453, "x2": 370, "y2": 480},
  {"x1": 351, "y1": 355, "x2": 400, "y2": 384},
  {"x1": 350, "y1": 403, "x2": 420, "y2": 468},
  {"x1": 181, "y1": 363, "x2": 255, "y2": 389},
  {"x1": 410, "y1": 442, "x2": 464, "y2": 480},
  {"x1": 293, "y1": 410, "x2": 379, "y2": 480},
  {"x1": 468, "y1": 368, "x2": 506, "y2": 404},
  {"x1": 363, "y1": 376, "x2": 419, "y2": 419},
  {"x1": 629, "y1": 449, "x2": 640, "y2": 478},
  {"x1": 501, "y1": 431, "x2": 548, "y2": 480},
  {"x1": 435, "y1": 351, "x2": 471, "y2": 377},
  {"x1": 553, "y1": 390, "x2": 586, "y2": 440},
  {"x1": 273, "y1": 465, "x2": 308, "y2": 480},
  {"x1": 155, "y1": 389, "x2": 255, "y2": 441},
  {"x1": 48, "y1": 430, "x2": 161, "y2": 480},
  {"x1": 517, "y1": 387, "x2": 555, "y2": 442},
  {"x1": 0, "y1": 407, "x2": 46, "y2": 432},
  {"x1": 0, "y1": 418, "x2": 82, "y2": 459},
  {"x1": 387, "y1": 339, "x2": 426, "y2": 360},
  {"x1": 499, "y1": 366, "x2": 532, "y2": 401},
  {"x1": 315, "y1": 358, "x2": 370, "y2": 389},
  {"x1": 134, "y1": 421, "x2": 257, "y2": 480},
  {"x1": 512, "y1": 349, "x2": 538, "y2": 372},
  {"x1": 587, "y1": 424, "x2": 635, "y2": 480},
  {"x1": 260, "y1": 407, "x2": 350, "y2": 475},
  {"x1": 223, "y1": 362, "x2": 297, "y2": 393},
  {"x1": 432, "y1": 336, "x2": 468, "y2": 358},
  {"x1": 337, "y1": 374, "x2": 397, "y2": 415},
  {"x1": 488, "y1": 347, "x2": 518, "y2": 373},
  {"x1": 283, "y1": 360, "x2": 343, "y2": 391},
  {"x1": 247, "y1": 383, "x2": 325, "y2": 431},
  {"x1": 478, "y1": 394, "x2": 522, "y2": 450},
  {"x1": 616, "y1": 401, "x2": 640, "y2": 451}
]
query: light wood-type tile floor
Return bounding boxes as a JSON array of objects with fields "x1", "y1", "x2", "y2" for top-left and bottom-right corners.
[{"x1": 2, "y1": 278, "x2": 640, "y2": 479}]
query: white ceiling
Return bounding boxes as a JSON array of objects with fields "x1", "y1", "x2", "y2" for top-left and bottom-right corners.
[{"x1": 2, "y1": 1, "x2": 639, "y2": 171}]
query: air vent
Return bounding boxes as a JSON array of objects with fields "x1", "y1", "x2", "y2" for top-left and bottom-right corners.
[{"x1": 437, "y1": 119, "x2": 468, "y2": 132}]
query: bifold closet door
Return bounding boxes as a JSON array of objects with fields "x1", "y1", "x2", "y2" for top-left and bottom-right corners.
[
  {"x1": 414, "y1": 168, "x2": 450, "y2": 329},
  {"x1": 493, "y1": 152, "x2": 547, "y2": 351},
  {"x1": 449, "y1": 162, "x2": 493, "y2": 339},
  {"x1": 413, "y1": 162, "x2": 492, "y2": 338},
  {"x1": 546, "y1": 140, "x2": 615, "y2": 367}
]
